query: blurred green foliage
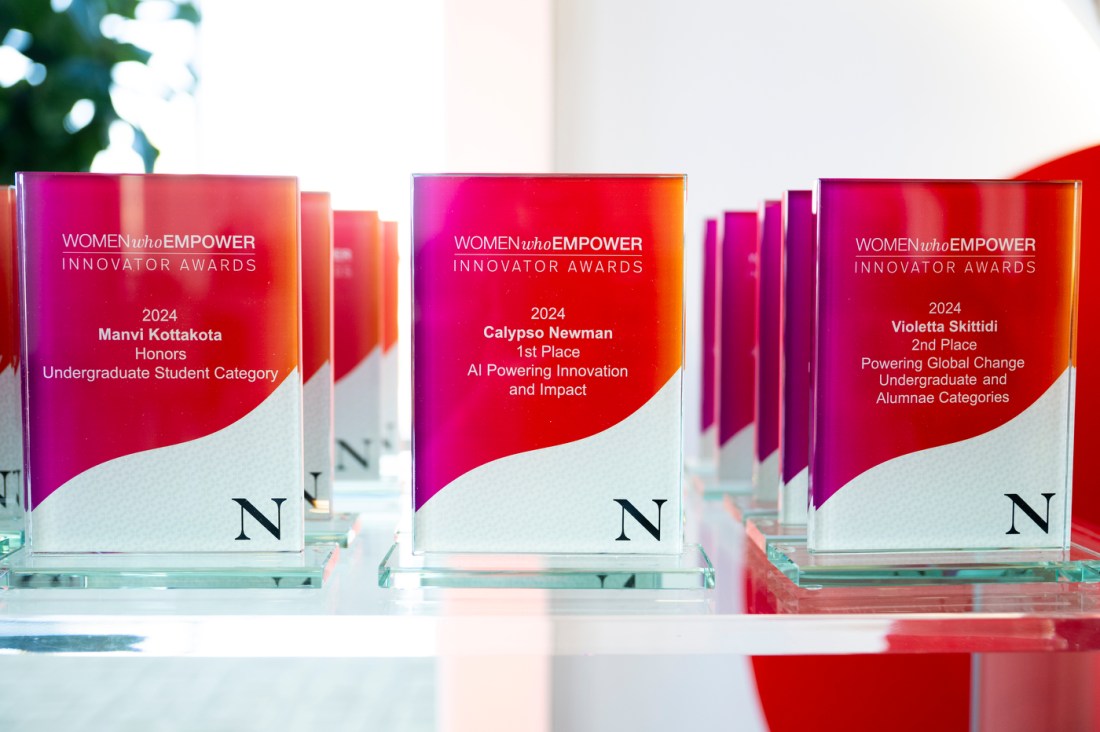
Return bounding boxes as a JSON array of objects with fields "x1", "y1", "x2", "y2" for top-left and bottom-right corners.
[{"x1": 0, "y1": 0, "x2": 198, "y2": 184}]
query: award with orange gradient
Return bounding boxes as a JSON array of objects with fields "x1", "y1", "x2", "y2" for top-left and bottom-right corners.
[
  {"x1": 18, "y1": 173, "x2": 304, "y2": 553},
  {"x1": 333, "y1": 210, "x2": 383, "y2": 481},
  {"x1": 413, "y1": 175, "x2": 685, "y2": 553},
  {"x1": 0, "y1": 187, "x2": 20, "y2": 529},
  {"x1": 301, "y1": 192, "x2": 335, "y2": 516}
]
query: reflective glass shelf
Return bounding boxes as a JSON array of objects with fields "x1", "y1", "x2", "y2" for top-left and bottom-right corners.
[{"x1": 1, "y1": 488, "x2": 1100, "y2": 656}]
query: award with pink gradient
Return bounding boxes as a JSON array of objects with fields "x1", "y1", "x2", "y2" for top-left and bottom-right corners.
[
  {"x1": 716, "y1": 211, "x2": 757, "y2": 491},
  {"x1": 698, "y1": 217, "x2": 719, "y2": 466},
  {"x1": 17, "y1": 173, "x2": 305, "y2": 554},
  {"x1": 778, "y1": 191, "x2": 814, "y2": 525},
  {"x1": 412, "y1": 175, "x2": 685, "y2": 554},
  {"x1": 810, "y1": 179, "x2": 1079, "y2": 552},
  {"x1": 740, "y1": 192, "x2": 816, "y2": 550},
  {"x1": 0, "y1": 187, "x2": 21, "y2": 545},
  {"x1": 753, "y1": 200, "x2": 782, "y2": 504}
]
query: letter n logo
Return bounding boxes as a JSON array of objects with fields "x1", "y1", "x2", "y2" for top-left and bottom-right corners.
[
  {"x1": 614, "y1": 499, "x2": 667, "y2": 541},
  {"x1": 305, "y1": 472, "x2": 322, "y2": 508},
  {"x1": 336, "y1": 439, "x2": 370, "y2": 471},
  {"x1": 233, "y1": 498, "x2": 287, "y2": 540},
  {"x1": 1005, "y1": 492, "x2": 1055, "y2": 535}
]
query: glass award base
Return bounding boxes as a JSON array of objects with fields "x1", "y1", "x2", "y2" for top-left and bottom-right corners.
[
  {"x1": 305, "y1": 511, "x2": 362, "y2": 548},
  {"x1": 334, "y1": 476, "x2": 402, "y2": 496},
  {"x1": 683, "y1": 457, "x2": 716, "y2": 478},
  {"x1": 0, "y1": 544, "x2": 338, "y2": 590},
  {"x1": 723, "y1": 493, "x2": 778, "y2": 523},
  {"x1": 745, "y1": 516, "x2": 807, "y2": 551},
  {"x1": 0, "y1": 518, "x2": 23, "y2": 554},
  {"x1": 768, "y1": 541, "x2": 1100, "y2": 588},
  {"x1": 379, "y1": 537, "x2": 715, "y2": 590},
  {"x1": 688, "y1": 472, "x2": 752, "y2": 497}
]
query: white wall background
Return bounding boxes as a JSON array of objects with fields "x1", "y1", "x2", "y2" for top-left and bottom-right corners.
[
  {"x1": 553, "y1": 0, "x2": 1100, "y2": 457},
  {"x1": 194, "y1": 1, "x2": 556, "y2": 443},
  {"x1": 443, "y1": 0, "x2": 554, "y2": 171},
  {"x1": 128, "y1": 1, "x2": 1100, "y2": 456},
  {"x1": 197, "y1": 1, "x2": 446, "y2": 212}
]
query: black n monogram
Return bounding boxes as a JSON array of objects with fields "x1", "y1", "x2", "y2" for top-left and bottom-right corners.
[
  {"x1": 232, "y1": 498, "x2": 287, "y2": 540},
  {"x1": 613, "y1": 499, "x2": 667, "y2": 541},
  {"x1": 1005, "y1": 492, "x2": 1055, "y2": 535}
]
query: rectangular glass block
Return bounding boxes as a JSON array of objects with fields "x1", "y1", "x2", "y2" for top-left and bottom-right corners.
[
  {"x1": 333, "y1": 210, "x2": 383, "y2": 481},
  {"x1": 811, "y1": 180, "x2": 1079, "y2": 552},
  {"x1": 778, "y1": 191, "x2": 814, "y2": 526},
  {"x1": 301, "y1": 192, "x2": 335, "y2": 518},
  {"x1": 18, "y1": 173, "x2": 304, "y2": 554},
  {"x1": 304, "y1": 511, "x2": 362, "y2": 548},
  {"x1": 687, "y1": 470, "x2": 750, "y2": 498},
  {"x1": 379, "y1": 537, "x2": 714, "y2": 590},
  {"x1": 699, "y1": 217, "x2": 719, "y2": 466},
  {"x1": 0, "y1": 522, "x2": 20, "y2": 554},
  {"x1": 412, "y1": 175, "x2": 685, "y2": 554},
  {"x1": 753, "y1": 200, "x2": 782, "y2": 502},
  {"x1": 723, "y1": 493, "x2": 777, "y2": 524},
  {"x1": 744, "y1": 538, "x2": 1100, "y2": 615},
  {"x1": 0, "y1": 544, "x2": 337, "y2": 589},
  {"x1": 716, "y1": 211, "x2": 757, "y2": 491},
  {"x1": 769, "y1": 541, "x2": 1100, "y2": 588},
  {"x1": 380, "y1": 220, "x2": 400, "y2": 457},
  {"x1": 746, "y1": 516, "x2": 807, "y2": 552}
]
